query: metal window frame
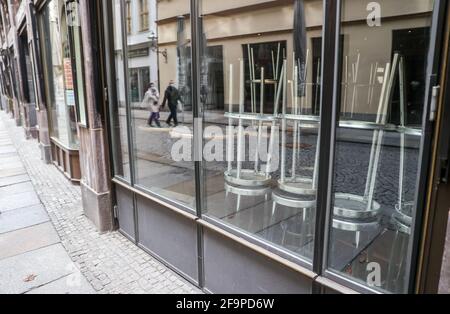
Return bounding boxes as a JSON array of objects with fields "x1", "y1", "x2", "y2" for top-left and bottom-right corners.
[
  {"x1": 101, "y1": 0, "x2": 129, "y2": 183},
  {"x1": 408, "y1": 0, "x2": 447, "y2": 293},
  {"x1": 312, "y1": 0, "x2": 340, "y2": 292},
  {"x1": 190, "y1": 0, "x2": 205, "y2": 288},
  {"x1": 119, "y1": 0, "x2": 140, "y2": 244}
]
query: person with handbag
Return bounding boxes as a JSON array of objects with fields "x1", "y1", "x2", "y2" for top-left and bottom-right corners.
[
  {"x1": 143, "y1": 82, "x2": 161, "y2": 128},
  {"x1": 161, "y1": 80, "x2": 182, "y2": 127}
]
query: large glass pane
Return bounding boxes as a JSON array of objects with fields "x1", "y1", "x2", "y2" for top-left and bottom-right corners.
[
  {"x1": 67, "y1": 0, "x2": 88, "y2": 126},
  {"x1": 110, "y1": 0, "x2": 131, "y2": 180},
  {"x1": 201, "y1": 0, "x2": 324, "y2": 263},
  {"x1": 26, "y1": 45, "x2": 37, "y2": 106},
  {"x1": 19, "y1": 33, "x2": 36, "y2": 105},
  {"x1": 39, "y1": 0, "x2": 79, "y2": 149},
  {"x1": 127, "y1": 0, "x2": 195, "y2": 208},
  {"x1": 327, "y1": 0, "x2": 435, "y2": 293}
]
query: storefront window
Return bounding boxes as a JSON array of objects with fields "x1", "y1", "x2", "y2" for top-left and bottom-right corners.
[
  {"x1": 326, "y1": 0, "x2": 435, "y2": 293},
  {"x1": 200, "y1": 0, "x2": 324, "y2": 263},
  {"x1": 39, "y1": 0, "x2": 79, "y2": 149},
  {"x1": 66, "y1": 0, "x2": 88, "y2": 126},
  {"x1": 10, "y1": 50, "x2": 21, "y2": 104},
  {"x1": 19, "y1": 33, "x2": 36, "y2": 105},
  {"x1": 130, "y1": 0, "x2": 195, "y2": 208},
  {"x1": 109, "y1": 0, "x2": 195, "y2": 206},
  {"x1": 110, "y1": 0, "x2": 131, "y2": 180},
  {"x1": 104, "y1": 0, "x2": 445, "y2": 293}
]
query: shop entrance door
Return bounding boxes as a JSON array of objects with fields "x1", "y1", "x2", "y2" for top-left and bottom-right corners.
[{"x1": 317, "y1": 0, "x2": 448, "y2": 294}]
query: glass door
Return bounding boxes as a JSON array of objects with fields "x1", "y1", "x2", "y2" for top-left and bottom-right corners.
[{"x1": 324, "y1": 0, "x2": 444, "y2": 294}]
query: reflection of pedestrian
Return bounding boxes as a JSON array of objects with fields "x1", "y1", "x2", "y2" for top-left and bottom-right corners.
[
  {"x1": 200, "y1": 84, "x2": 208, "y2": 109},
  {"x1": 142, "y1": 82, "x2": 161, "y2": 128},
  {"x1": 162, "y1": 80, "x2": 182, "y2": 127}
]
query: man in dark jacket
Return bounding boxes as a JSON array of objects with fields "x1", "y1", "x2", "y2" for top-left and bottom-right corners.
[{"x1": 161, "y1": 80, "x2": 182, "y2": 127}]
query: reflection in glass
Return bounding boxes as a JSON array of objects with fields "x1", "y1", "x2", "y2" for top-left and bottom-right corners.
[
  {"x1": 327, "y1": 0, "x2": 434, "y2": 293},
  {"x1": 125, "y1": 0, "x2": 196, "y2": 208},
  {"x1": 67, "y1": 0, "x2": 87, "y2": 126},
  {"x1": 19, "y1": 33, "x2": 37, "y2": 105},
  {"x1": 201, "y1": 0, "x2": 324, "y2": 263},
  {"x1": 111, "y1": 0, "x2": 131, "y2": 180},
  {"x1": 39, "y1": 0, "x2": 79, "y2": 149}
]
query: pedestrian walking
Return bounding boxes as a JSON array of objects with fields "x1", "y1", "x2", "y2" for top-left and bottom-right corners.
[
  {"x1": 161, "y1": 80, "x2": 182, "y2": 127},
  {"x1": 142, "y1": 82, "x2": 161, "y2": 128}
]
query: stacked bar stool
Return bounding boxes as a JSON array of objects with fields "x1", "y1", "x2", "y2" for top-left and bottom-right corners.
[
  {"x1": 224, "y1": 59, "x2": 279, "y2": 211},
  {"x1": 271, "y1": 56, "x2": 319, "y2": 251},
  {"x1": 386, "y1": 54, "x2": 415, "y2": 292},
  {"x1": 332, "y1": 54, "x2": 404, "y2": 252}
]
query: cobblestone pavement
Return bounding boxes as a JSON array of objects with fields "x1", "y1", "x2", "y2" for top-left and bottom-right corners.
[
  {"x1": 1, "y1": 112, "x2": 201, "y2": 294},
  {"x1": 439, "y1": 213, "x2": 450, "y2": 294}
]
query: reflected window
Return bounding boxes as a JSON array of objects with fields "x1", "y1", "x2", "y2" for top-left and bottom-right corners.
[
  {"x1": 18, "y1": 33, "x2": 36, "y2": 105},
  {"x1": 110, "y1": 0, "x2": 195, "y2": 207},
  {"x1": 39, "y1": 0, "x2": 79, "y2": 149},
  {"x1": 129, "y1": 67, "x2": 150, "y2": 104},
  {"x1": 243, "y1": 41, "x2": 287, "y2": 114},
  {"x1": 139, "y1": 0, "x2": 149, "y2": 31},
  {"x1": 66, "y1": 0, "x2": 88, "y2": 126},
  {"x1": 126, "y1": 0, "x2": 132, "y2": 34},
  {"x1": 201, "y1": 46, "x2": 224, "y2": 111},
  {"x1": 110, "y1": 0, "x2": 131, "y2": 180}
]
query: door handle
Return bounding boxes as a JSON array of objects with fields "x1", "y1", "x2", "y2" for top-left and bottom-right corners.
[{"x1": 429, "y1": 85, "x2": 440, "y2": 122}]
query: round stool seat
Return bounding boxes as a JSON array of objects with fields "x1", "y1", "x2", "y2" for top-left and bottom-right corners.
[
  {"x1": 278, "y1": 176, "x2": 316, "y2": 196},
  {"x1": 224, "y1": 169, "x2": 271, "y2": 187},
  {"x1": 392, "y1": 206, "x2": 412, "y2": 236},
  {"x1": 394, "y1": 202, "x2": 413, "y2": 227},
  {"x1": 332, "y1": 216, "x2": 380, "y2": 232},
  {"x1": 272, "y1": 189, "x2": 316, "y2": 209},
  {"x1": 225, "y1": 183, "x2": 271, "y2": 197},
  {"x1": 334, "y1": 193, "x2": 381, "y2": 220}
]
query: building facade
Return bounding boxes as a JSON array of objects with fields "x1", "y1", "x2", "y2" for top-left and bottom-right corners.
[{"x1": 1, "y1": 0, "x2": 450, "y2": 294}]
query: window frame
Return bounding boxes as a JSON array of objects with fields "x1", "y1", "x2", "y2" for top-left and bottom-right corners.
[
  {"x1": 139, "y1": 0, "x2": 149, "y2": 32},
  {"x1": 126, "y1": 0, "x2": 131, "y2": 34},
  {"x1": 37, "y1": 0, "x2": 80, "y2": 149},
  {"x1": 128, "y1": 66, "x2": 150, "y2": 103},
  {"x1": 66, "y1": 0, "x2": 89, "y2": 127}
]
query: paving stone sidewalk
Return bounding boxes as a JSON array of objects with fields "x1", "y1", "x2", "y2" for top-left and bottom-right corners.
[
  {"x1": 0, "y1": 112, "x2": 201, "y2": 294},
  {"x1": 0, "y1": 117, "x2": 94, "y2": 294},
  {"x1": 439, "y1": 213, "x2": 450, "y2": 294}
]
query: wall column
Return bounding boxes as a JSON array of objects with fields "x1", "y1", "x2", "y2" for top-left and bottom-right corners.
[
  {"x1": 78, "y1": 0, "x2": 114, "y2": 232},
  {"x1": 30, "y1": 0, "x2": 51, "y2": 163}
]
